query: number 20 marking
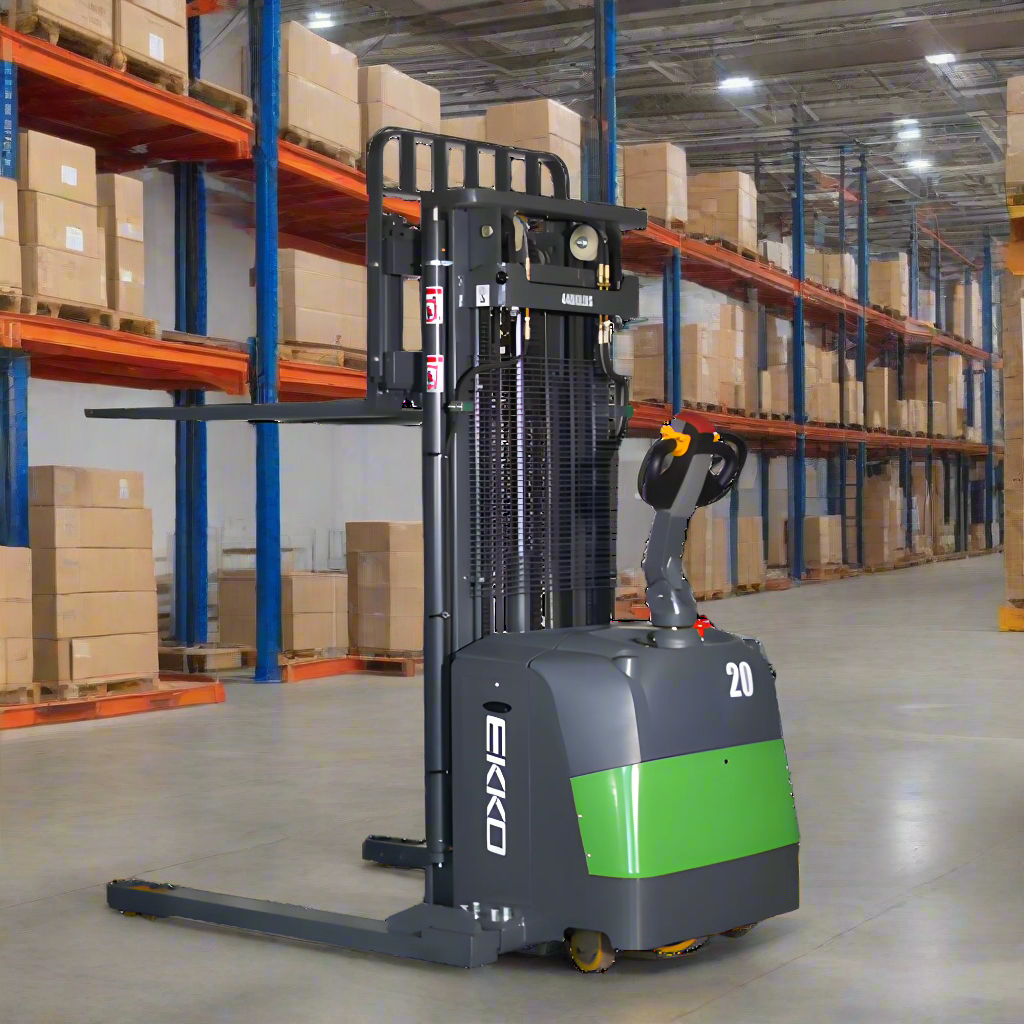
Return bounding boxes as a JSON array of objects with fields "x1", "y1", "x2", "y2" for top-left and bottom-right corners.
[{"x1": 727, "y1": 661, "x2": 754, "y2": 697}]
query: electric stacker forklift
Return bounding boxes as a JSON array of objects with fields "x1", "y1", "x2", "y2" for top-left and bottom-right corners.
[{"x1": 94, "y1": 129, "x2": 800, "y2": 972}]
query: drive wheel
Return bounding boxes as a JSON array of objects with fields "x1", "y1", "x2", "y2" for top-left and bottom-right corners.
[
  {"x1": 566, "y1": 929, "x2": 616, "y2": 972},
  {"x1": 721, "y1": 923, "x2": 759, "y2": 939}
]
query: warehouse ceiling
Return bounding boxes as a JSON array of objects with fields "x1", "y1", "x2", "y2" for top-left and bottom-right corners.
[{"x1": 305, "y1": 0, "x2": 1024, "y2": 266}]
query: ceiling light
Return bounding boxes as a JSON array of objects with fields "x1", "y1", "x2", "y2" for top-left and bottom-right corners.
[
  {"x1": 907, "y1": 158, "x2": 932, "y2": 171},
  {"x1": 925, "y1": 53, "x2": 956, "y2": 65},
  {"x1": 719, "y1": 76, "x2": 754, "y2": 92},
  {"x1": 308, "y1": 17, "x2": 333, "y2": 29},
  {"x1": 896, "y1": 118, "x2": 919, "y2": 126},
  {"x1": 898, "y1": 127, "x2": 921, "y2": 140}
]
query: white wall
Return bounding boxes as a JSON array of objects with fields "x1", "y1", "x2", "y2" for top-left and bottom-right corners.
[{"x1": 29, "y1": 161, "x2": 418, "y2": 567}]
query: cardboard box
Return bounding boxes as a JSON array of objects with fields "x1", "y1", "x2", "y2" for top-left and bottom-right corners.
[
  {"x1": 97, "y1": 174, "x2": 144, "y2": 241},
  {"x1": 281, "y1": 75, "x2": 361, "y2": 154},
  {"x1": 0, "y1": 547, "x2": 32, "y2": 602},
  {"x1": 98, "y1": 223, "x2": 145, "y2": 313},
  {"x1": 0, "y1": 637, "x2": 33, "y2": 690},
  {"x1": 124, "y1": 0, "x2": 183, "y2": 26},
  {"x1": 278, "y1": 249, "x2": 365, "y2": 318},
  {"x1": 18, "y1": 130, "x2": 97, "y2": 206},
  {"x1": 0, "y1": 176, "x2": 19, "y2": 244},
  {"x1": 114, "y1": 0, "x2": 188, "y2": 75},
  {"x1": 350, "y1": 613, "x2": 421, "y2": 653},
  {"x1": 33, "y1": 548, "x2": 154, "y2": 595},
  {"x1": 359, "y1": 65, "x2": 441, "y2": 126},
  {"x1": 282, "y1": 21, "x2": 358, "y2": 98},
  {"x1": 804, "y1": 515, "x2": 842, "y2": 564},
  {"x1": 333, "y1": 573, "x2": 348, "y2": 651},
  {"x1": 622, "y1": 142, "x2": 687, "y2": 225},
  {"x1": 350, "y1": 550, "x2": 423, "y2": 589},
  {"x1": 0, "y1": 238, "x2": 21, "y2": 291},
  {"x1": 353, "y1": 585, "x2": 422, "y2": 618},
  {"x1": 34, "y1": 631, "x2": 158, "y2": 682},
  {"x1": 0, "y1": 599, "x2": 32, "y2": 639},
  {"x1": 33, "y1": 590, "x2": 157, "y2": 639},
  {"x1": 15, "y1": 0, "x2": 111, "y2": 42},
  {"x1": 30, "y1": 466, "x2": 145, "y2": 508},
  {"x1": 866, "y1": 367, "x2": 891, "y2": 430},
  {"x1": 485, "y1": 99, "x2": 581, "y2": 148},
  {"x1": 441, "y1": 116, "x2": 493, "y2": 189},
  {"x1": 21, "y1": 246, "x2": 103, "y2": 305},
  {"x1": 346, "y1": 521, "x2": 422, "y2": 554},
  {"x1": 19, "y1": 192, "x2": 99, "y2": 258},
  {"x1": 29, "y1": 506, "x2": 152, "y2": 549}
]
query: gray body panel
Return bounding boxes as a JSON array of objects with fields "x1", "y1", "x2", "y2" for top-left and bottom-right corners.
[{"x1": 450, "y1": 622, "x2": 799, "y2": 950}]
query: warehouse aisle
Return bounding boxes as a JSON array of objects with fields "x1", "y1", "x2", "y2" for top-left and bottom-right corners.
[{"x1": 2, "y1": 555, "x2": 1022, "y2": 1024}]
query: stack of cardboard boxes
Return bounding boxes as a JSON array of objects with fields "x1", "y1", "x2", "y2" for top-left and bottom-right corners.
[
  {"x1": 347, "y1": 521, "x2": 423, "y2": 655},
  {"x1": 0, "y1": 547, "x2": 33, "y2": 699},
  {"x1": 219, "y1": 571, "x2": 348, "y2": 653},
  {"x1": 16, "y1": 0, "x2": 112, "y2": 47},
  {"x1": 0, "y1": 173, "x2": 19, "y2": 295},
  {"x1": 687, "y1": 171, "x2": 757, "y2": 252},
  {"x1": 761, "y1": 316, "x2": 792, "y2": 418},
  {"x1": 804, "y1": 515, "x2": 842, "y2": 566},
  {"x1": 114, "y1": 0, "x2": 187, "y2": 79},
  {"x1": 805, "y1": 331, "x2": 840, "y2": 423},
  {"x1": 860, "y1": 462, "x2": 906, "y2": 567},
  {"x1": 1007, "y1": 76, "x2": 1024, "y2": 194},
  {"x1": 868, "y1": 254, "x2": 910, "y2": 316},
  {"x1": 759, "y1": 238, "x2": 792, "y2": 274},
  {"x1": 278, "y1": 248, "x2": 366, "y2": 362},
  {"x1": 948, "y1": 280, "x2": 983, "y2": 342},
  {"x1": 1002, "y1": 273, "x2": 1024, "y2": 603},
  {"x1": 621, "y1": 142, "x2": 687, "y2": 227},
  {"x1": 29, "y1": 466, "x2": 159, "y2": 688},
  {"x1": 19, "y1": 130, "x2": 103, "y2": 307},
  {"x1": 683, "y1": 506, "x2": 728, "y2": 597},
  {"x1": 629, "y1": 324, "x2": 665, "y2": 403},
  {"x1": 98, "y1": 173, "x2": 144, "y2": 315},
  {"x1": 360, "y1": 65, "x2": 441, "y2": 190},
  {"x1": 485, "y1": 99, "x2": 582, "y2": 198},
  {"x1": 279, "y1": 22, "x2": 360, "y2": 157},
  {"x1": 804, "y1": 248, "x2": 857, "y2": 300},
  {"x1": 736, "y1": 517, "x2": 765, "y2": 588}
]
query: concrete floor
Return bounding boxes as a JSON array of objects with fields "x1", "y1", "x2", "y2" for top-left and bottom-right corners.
[{"x1": 2, "y1": 554, "x2": 1023, "y2": 1023}]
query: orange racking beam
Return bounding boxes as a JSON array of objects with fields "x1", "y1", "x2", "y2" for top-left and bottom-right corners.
[
  {"x1": 0, "y1": 315, "x2": 248, "y2": 394},
  {"x1": 278, "y1": 360, "x2": 368, "y2": 402},
  {"x1": 2, "y1": 27, "x2": 251, "y2": 166}
]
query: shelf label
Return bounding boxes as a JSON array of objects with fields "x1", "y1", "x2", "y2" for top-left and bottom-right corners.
[
  {"x1": 149, "y1": 33, "x2": 165, "y2": 61},
  {"x1": 425, "y1": 285, "x2": 443, "y2": 325},
  {"x1": 65, "y1": 226, "x2": 84, "y2": 253},
  {"x1": 60, "y1": 165, "x2": 77, "y2": 187},
  {"x1": 426, "y1": 353, "x2": 444, "y2": 394}
]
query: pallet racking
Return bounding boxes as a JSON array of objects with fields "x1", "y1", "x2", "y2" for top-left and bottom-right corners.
[{"x1": 0, "y1": 4, "x2": 1003, "y2": 682}]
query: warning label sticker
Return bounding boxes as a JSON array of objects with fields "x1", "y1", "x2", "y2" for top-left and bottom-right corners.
[
  {"x1": 425, "y1": 286, "x2": 444, "y2": 324},
  {"x1": 426, "y1": 354, "x2": 444, "y2": 394}
]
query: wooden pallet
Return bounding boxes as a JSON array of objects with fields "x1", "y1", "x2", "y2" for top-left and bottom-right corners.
[
  {"x1": 350, "y1": 652, "x2": 424, "y2": 677},
  {"x1": 113, "y1": 312, "x2": 160, "y2": 338},
  {"x1": 22, "y1": 295, "x2": 115, "y2": 329},
  {"x1": 280, "y1": 128, "x2": 358, "y2": 166},
  {"x1": 693, "y1": 589, "x2": 729, "y2": 602},
  {"x1": 0, "y1": 679, "x2": 225, "y2": 730},
  {"x1": 41, "y1": 673, "x2": 158, "y2": 701},
  {"x1": 735, "y1": 582, "x2": 764, "y2": 595},
  {"x1": 160, "y1": 329, "x2": 248, "y2": 353},
  {"x1": 0, "y1": 684, "x2": 43, "y2": 706},
  {"x1": 803, "y1": 562, "x2": 847, "y2": 582},
  {"x1": 16, "y1": 12, "x2": 115, "y2": 64},
  {"x1": 190, "y1": 78, "x2": 252, "y2": 120},
  {"x1": 649, "y1": 216, "x2": 686, "y2": 233},
  {"x1": 862, "y1": 562, "x2": 897, "y2": 573},
  {"x1": 279, "y1": 343, "x2": 366, "y2": 370},
  {"x1": 111, "y1": 49, "x2": 186, "y2": 94},
  {"x1": 764, "y1": 575, "x2": 792, "y2": 592},
  {"x1": 0, "y1": 288, "x2": 22, "y2": 313},
  {"x1": 934, "y1": 550, "x2": 969, "y2": 562},
  {"x1": 159, "y1": 644, "x2": 244, "y2": 675}
]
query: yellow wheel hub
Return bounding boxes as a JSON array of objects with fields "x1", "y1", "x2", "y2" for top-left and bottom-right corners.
[
  {"x1": 566, "y1": 929, "x2": 616, "y2": 973},
  {"x1": 622, "y1": 935, "x2": 710, "y2": 960}
]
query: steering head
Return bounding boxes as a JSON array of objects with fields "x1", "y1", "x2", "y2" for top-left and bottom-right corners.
[{"x1": 638, "y1": 412, "x2": 748, "y2": 512}]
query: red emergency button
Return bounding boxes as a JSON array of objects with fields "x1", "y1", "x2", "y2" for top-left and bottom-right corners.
[{"x1": 692, "y1": 616, "x2": 713, "y2": 639}]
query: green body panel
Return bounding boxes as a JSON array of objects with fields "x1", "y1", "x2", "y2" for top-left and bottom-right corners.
[{"x1": 570, "y1": 739, "x2": 799, "y2": 878}]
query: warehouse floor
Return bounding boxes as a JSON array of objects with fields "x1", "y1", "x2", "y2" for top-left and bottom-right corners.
[{"x1": 2, "y1": 554, "x2": 1022, "y2": 1023}]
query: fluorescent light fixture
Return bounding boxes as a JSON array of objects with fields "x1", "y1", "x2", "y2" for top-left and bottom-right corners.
[
  {"x1": 898, "y1": 127, "x2": 922, "y2": 140},
  {"x1": 896, "y1": 118, "x2": 919, "y2": 126},
  {"x1": 307, "y1": 10, "x2": 334, "y2": 28},
  {"x1": 719, "y1": 76, "x2": 754, "y2": 91},
  {"x1": 907, "y1": 158, "x2": 932, "y2": 171},
  {"x1": 925, "y1": 53, "x2": 956, "y2": 65}
]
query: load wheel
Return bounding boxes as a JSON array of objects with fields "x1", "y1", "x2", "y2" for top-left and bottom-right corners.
[
  {"x1": 622, "y1": 935, "x2": 709, "y2": 960},
  {"x1": 721, "y1": 922, "x2": 759, "y2": 938},
  {"x1": 565, "y1": 929, "x2": 616, "y2": 972}
]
